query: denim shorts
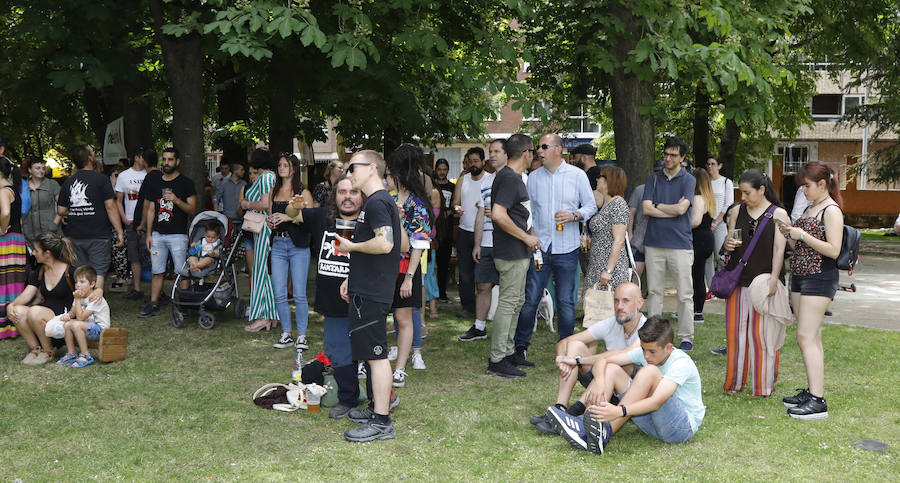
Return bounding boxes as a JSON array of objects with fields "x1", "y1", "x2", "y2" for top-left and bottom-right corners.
[
  {"x1": 790, "y1": 272, "x2": 839, "y2": 300},
  {"x1": 150, "y1": 232, "x2": 188, "y2": 275},
  {"x1": 630, "y1": 392, "x2": 696, "y2": 444},
  {"x1": 86, "y1": 323, "x2": 103, "y2": 340}
]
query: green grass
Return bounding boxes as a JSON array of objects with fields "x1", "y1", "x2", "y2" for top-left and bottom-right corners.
[
  {"x1": 861, "y1": 229, "x2": 900, "y2": 243},
  {"x1": 1, "y1": 297, "x2": 898, "y2": 481}
]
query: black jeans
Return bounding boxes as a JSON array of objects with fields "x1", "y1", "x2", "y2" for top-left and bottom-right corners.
[
  {"x1": 436, "y1": 234, "x2": 454, "y2": 299},
  {"x1": 692, "y1": 230, "x2": 715, "y2": 314},
  {"x1": 455, "y1": 229, "x2": 476, "y2": 313}
]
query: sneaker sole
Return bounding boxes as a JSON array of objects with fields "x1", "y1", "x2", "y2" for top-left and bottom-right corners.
[
  {"x1": 485, "y1": 369, "x2": 525, "y2": 378},
  {"x1": 345, "y1": 426, "x2": 396, "y2": 442},
  {"x1": 547, "y1": 408, "x2": 587, "y2": 450},
  {"x1": 392, "y1": 380, "x2": 405, "y2": 388},
  {"x1": 272, "y1": 343, "x2": 293, "y2": 349},
  {"x1": 584, "y1": 415, "x2": 605, "y2": 455},
  {"x1": 788, "y1": 410, "x2": 828, "y2": 420},
  {"x1": 137, "y1": 312, "x2": 159, "y2": 318},
  {"x1": 295, "y1": 344, "x2": 309, "y2": 350},
  {"x1": 458, "y1": 334, "x2": 487, "y2": 341},
  {"x1": 329, "y1": 408, "x2": 352, "y2": 419},
  {"x1": 783, "y1": 401, "x2": 801, "y2": 408}
]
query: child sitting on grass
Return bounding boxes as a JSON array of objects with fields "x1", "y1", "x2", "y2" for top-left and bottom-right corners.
[
  {"x1": 56, "y1": 265, "x2": 111, "y2": 368},
  {"x1": 186, "y1": 223, "x2": 223, "y2": 274}
]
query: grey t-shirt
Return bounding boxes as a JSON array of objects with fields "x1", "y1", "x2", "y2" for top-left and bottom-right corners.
[{"x1": 628, "y1": 184, "x2": 648, "y2": 251}]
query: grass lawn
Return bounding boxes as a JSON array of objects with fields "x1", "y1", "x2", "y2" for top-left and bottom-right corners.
[
  {"x1": 861, "y1": 229, "x2": 900, "y2": 243},
  {"x1": 1, "y1": 295, "x2": 897, "y2": 481}
]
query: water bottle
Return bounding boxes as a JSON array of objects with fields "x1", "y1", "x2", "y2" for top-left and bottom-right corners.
[{"x1": 291, "y1": 348, "x2": 304, "y2": 383}]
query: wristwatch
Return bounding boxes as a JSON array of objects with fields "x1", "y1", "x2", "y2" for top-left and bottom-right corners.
[
  {"x1": 574, "y1": 355, "x2": 582, "y2": 369},
  {"x1": 405, "y1": 273, "x2": 414, "y2": 278}
]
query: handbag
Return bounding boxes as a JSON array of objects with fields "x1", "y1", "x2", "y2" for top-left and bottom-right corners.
[
  {"x1": 624, "y1": 232, "x2": 641, "y2": 289},
  {"x1": 583, "y1": 283, "x2": 615, "y2": 327},
  {"x1": 709, "y1": 204, "x2": 776, "y2": 299},
  {"x1": 820, "y1": 205, "x2": 861, "y2": 272},
  {"x1": 242, "y1": 210, "x2": 266, "y2": 234}
]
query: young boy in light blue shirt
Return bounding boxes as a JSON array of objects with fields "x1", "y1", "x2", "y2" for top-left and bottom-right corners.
[{"x1": 548, "y1": 315, "x2": 704, "y2": 454}]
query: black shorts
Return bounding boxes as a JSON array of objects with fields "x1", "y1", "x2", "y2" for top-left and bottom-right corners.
[
  {"x1": 348, "y1": 294, "x2": 390, "y2": 361},
  {"x1": 790, "y1": 272, "x2": 839, "y2": 300},
  {"x1": 474, "y1": 247, "x2": 500, "y2": 285},
  {"x1": 392, "y1": 268, "x2": 422, "y2": 308},
  {"x1": 71, "y1": 238, "x2": 111, "y2": 276},
  {"x1": 125, "y1": 225, "x2": 144, "y2": 262}
]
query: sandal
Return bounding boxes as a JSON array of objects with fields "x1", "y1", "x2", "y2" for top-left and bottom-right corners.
[
  {"x1": 21, "y1": 346, "x2": 41, "y2": 365},
  {"x1": 71, "y1": 353, "x2": 94, "y2": 368},
  {"x1": 244, "y1": 319, "x2": 272, "y2": 333},
  {"x1": 57, "y1": 353, "x2": 78, "y2": 366}
]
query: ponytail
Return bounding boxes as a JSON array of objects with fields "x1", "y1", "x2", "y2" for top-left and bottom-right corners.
[
  {"x1": 738, "y1": 169, "x2": 783, "y2": 208},
  {"x1": 34, "y1": 232, "x2": 78, "y2": 265},
  {"x1": 797, "y1": 161, "x2": 843, "y2": 210}
]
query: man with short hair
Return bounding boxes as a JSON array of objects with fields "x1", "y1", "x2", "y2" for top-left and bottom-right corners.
[
  {"x1": 337, "y1": 150, "x2": 403, "y2": 442},
  {"x1": 138, "y1": 147, "x2": 197, "y2": 318},
  {"x1": 530, "y1": 283, "x2": 646, "y2": 434},
  {"x1": 641, "y1": 136, "x2": 697, "y2": 350},
  {"x1": 571, "y1": 143, "x2": 602, "y2": 190},
  {"x1": 215, "y1": 163, "x2": 247, "y2": 228},
  {"x1": 115, "y1": 147, "x2": 151, "y2": 299},
  {"x1": 450, "y1": 147, "x2": 487, "y2": 318},
  {"x1": 460, "y1": 139, "x2": 507, "y2": 341},
  {"x1": 513, "y1": 134, "x2": 597, "y2": 364},
  {"x1": 57, "y1": 145, "x2": 124, "y2": 288},
  {"x1": 486, "y1": 134, "x2": 540, "y2": 378}
]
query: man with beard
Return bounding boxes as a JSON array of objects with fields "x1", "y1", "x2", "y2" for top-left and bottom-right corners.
[
  {"x1": 137, "y1": 147, "x2": 196, "y2": 318},
  {"x1": 529, "y1": 283, "x2": 646, "y2": 434},
  {"x1": 449, "y1": 147, "x2": 486, "y2": 318},
  {"x1": 336, "y1": 150, "x2": 403, "y2": 442},
  {"x1": 571, "y1": 143, "x2": 602, "y2": 191},
  {"x1": 432, "y1": 159, "x2": 455, "y2": 303}
]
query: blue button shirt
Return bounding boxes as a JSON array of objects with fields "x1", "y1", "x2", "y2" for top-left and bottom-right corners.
[
  {"x1": 642, "y1": 168, "x2": 696, "y2": 250},
  {"x1": 527, "y1": 162, "x2": 597, "y2": 254}
]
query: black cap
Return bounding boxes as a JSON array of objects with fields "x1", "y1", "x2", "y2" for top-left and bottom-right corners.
[{"x1": 570, "y1": 144, "x2": 596, "y2": 156}]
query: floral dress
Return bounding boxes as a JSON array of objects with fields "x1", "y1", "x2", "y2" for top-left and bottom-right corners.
[
  {"x1": 246, "y1": 171, "x2": 278, "y2": 321},
  {"x1": 584, "y1": 196, "x2": 631, "y2": 292}
]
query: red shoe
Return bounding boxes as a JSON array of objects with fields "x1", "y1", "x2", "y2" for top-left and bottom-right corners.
[{"x1": 705, "y1": 291, "x2": 715, "y2": 301}]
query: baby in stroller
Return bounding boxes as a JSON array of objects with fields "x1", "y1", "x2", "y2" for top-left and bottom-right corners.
[{"x1": 186, "y1": 222, "x2": 223, "y2": 275}]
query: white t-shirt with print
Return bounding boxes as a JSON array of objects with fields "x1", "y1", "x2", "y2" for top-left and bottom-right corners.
[{"x1": 114, "y1": 167, "x2": 147, "y2": 222}]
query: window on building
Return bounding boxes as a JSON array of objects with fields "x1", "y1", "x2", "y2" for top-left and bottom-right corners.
[
  {"x1": 778, "y1": 146, "x2": 808, "y2": 174},
  {"x1": 811, "y1": 94, "x2": 842, "y2": 120},
  {"x1": 568, "y1": 105, "x2": 600, "y2": 134}
]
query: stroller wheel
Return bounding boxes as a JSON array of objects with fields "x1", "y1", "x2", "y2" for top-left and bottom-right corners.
[
  {"x1": 172, "y1": 305, "x2": 184, "y2": 328},
  {"x1": 234, "y1": 298, "x2": 247, "y2": 319},
  {"x1": 198, "y1": 309, "x2": 215, "y2": 330}
]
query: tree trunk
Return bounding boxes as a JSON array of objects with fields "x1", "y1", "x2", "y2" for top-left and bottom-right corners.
[
  {"x1": 150, "y1": 0, "x2": 206, "y2": 200},
  {"x1": 82, "y1": 87, "x2": 109, "y2": 150},
  {"x1": 267, "y1": 49, "x2": 295, "y2": 155},
  {"x1": 122, "y1": 76, "x2": 154, "y2": 156},
  {"x1": 692, "y1": 85, "x2": 710, "y2": 168},
  {"x1": 719, "y1": 119, "x2": 740, "y2": 180},
  {"x1": 215, "y1": 61, "x2": 249, "y2": 165}
]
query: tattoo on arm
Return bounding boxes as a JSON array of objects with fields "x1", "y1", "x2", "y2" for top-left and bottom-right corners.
[{"x1": 374, "y1": 225, "x2": 394, "y2": 243}]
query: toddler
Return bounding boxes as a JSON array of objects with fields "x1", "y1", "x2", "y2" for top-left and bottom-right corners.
[{"x1": 187, "y1": 223, "x2": 223, "y2": 273}]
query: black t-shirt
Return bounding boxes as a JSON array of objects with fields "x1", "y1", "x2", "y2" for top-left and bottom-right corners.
[
  {"x1": 491, "y1": 166, "x2": 530, "y2": 260},
  {"x1": 436, "y1": 180, "x2": 455, "y2": 209},
  {"x1": 142, "y1": 172, "x2": 196, "y2": 235},
  {"x1": 304, "y1": 207, "x2": 351, "y2": 317},
  {"x1": 57, "y1": 170, "x2": 115, "y2": 239},
  {"x1": 347, "y1": 190, "x2": 401, "y2": 303},
  {"x1": 133, "y1": 170, "x2": 161, "y2": 229},
  {"x1": 27, "y1": 264, "x2": 77, "y2": 315},
  {"x1": 586, "y1": 165, "x2": 603, "y2": 191}
]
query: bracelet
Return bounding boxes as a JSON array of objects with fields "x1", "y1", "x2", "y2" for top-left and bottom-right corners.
[
  {"x1": 575, "y1": 355, "x2": 582, "y2": 369},
  {"x1": 621, "y1": 405, "x2": 627, "y2": 417}
]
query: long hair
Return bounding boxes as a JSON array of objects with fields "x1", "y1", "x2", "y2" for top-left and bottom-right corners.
[
  {"x1": 34, "y1": 232, "x2": 77, "y2": 265},
  {"x1": 692, "y1": 168, "x2": 717, "y2": 218},
  {"x1": 326, "y1": 176, "x2": 366, "y2": 226},
  {"x1": 797, "y1": 161, "x2": 843, "y2": 209},
  {"x1": 387, "y1": 144, "x2": 432, "y2": 223},
  {"x1": 273, "y1": 154, "x2": 304, "y2": 196},
  {"x1": 738, "y1": 169, "x2": 783, "y2": 208},
  {"x1": 0, "y1": 156, "x2": 22, "y2": 193}
]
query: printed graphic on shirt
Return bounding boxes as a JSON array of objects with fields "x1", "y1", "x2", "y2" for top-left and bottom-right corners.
[
  {"x1": 156, "y1": 196, "x2": 174, "y2": 223},
  {"x1": 317, "y1": 230, "x2": 351, "y2": 278},
  {"x1": 68, "y1": 180, "x2": 91, "y2": 209}
]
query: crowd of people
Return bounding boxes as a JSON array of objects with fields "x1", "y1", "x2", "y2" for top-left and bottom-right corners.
[{"x1": 0, "y1": 131, "x2": 850, "y2": 446}]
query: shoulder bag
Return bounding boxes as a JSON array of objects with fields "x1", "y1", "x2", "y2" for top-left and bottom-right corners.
[
  {"x1": 709, "y1": 204, "x2": 776, "y2": 299},
  {"x1": 242, "y1": 210, "x2": 267, "y2": 234},
  {"x1": 820, "y1": 205, "x2": 861, "y2": 272}
]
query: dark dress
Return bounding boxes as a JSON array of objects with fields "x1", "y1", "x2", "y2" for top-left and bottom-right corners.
[{"x1": 692, "y1": 211, "x2": 715, "y2": 314}]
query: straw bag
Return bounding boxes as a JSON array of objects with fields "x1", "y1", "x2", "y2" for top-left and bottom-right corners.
[{"x1": 583, "y1": 283, "x2": 615, "y2": 327}]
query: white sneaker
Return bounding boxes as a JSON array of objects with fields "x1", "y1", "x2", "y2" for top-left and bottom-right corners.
[
  {"x1": 412, "y1": 353, "x2": 426, "y2": 370},
  {"x1": 392, "y1": 369, "x2": 407, "y2": 387},
  {"x1": 387, "y1": 346, "x2": 398, "y2": 361}
]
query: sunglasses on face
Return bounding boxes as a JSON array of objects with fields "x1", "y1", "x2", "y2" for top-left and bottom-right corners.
[
  {"x1": 346, "y1": 162, "x2": 371, "y2": 173},
  {"x1": 539, "y1": 144, "x2": 558, "y2": 150}
]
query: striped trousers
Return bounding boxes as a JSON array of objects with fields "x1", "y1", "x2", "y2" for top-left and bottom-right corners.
[{"x1": 723, "y1": 286, "x2": 780, "y2": 396}]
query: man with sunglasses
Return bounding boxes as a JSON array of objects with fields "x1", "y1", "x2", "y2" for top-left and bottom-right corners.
[
  {"x1": 641, "y1": 136, "x2": 697, "y2": 351},
  {"x1": 513, "y1": 134, "x2": 597, "y2": 365},
  {"x1": 336, "y1": 151, "x2": 403, "y2": 442}
]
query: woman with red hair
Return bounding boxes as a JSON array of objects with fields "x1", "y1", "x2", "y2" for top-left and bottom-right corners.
[{"x1": 778, "y1": 161, "x2": 843, "y2": 420}]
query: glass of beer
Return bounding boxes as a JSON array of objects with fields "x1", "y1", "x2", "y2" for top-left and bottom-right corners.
[
  {"x1": 335, "y1": 218, "x2": 356, "y2": 246},
  {"x1": 556, "y1": 200, "x2": 564, "y2": 231},
  {"x1": 731, "y1": 228, "x2": 743, "y2": 247}
]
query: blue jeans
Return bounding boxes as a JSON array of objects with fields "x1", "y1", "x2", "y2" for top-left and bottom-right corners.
[
  {"x1": 514, "y1": 247, "x2": 579, "y2": 348},
  {"x1": 630, "y1": 392, "x2": 697, "y2": 444},
  {"x1": 270, "y1": 236, "x2": 310, "y2": 335},
  {"x1": 150, "y1": 232, "x2": 188, "y2": 275},
  {"x1": 323, "y1": 316, "x2": 352, "y2": 367},
  {"x1": 393, "y1": 307, "x2": 423, "y2": 350}
]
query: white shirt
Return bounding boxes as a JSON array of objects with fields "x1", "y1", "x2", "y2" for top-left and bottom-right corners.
[
  {"x1": 710, "y1": 176, "x2": 734, "y2": 220},
  {"x1": 587, "y1": 314, "x2": 647, "y2": 350},
  {"x1": 791, "y1": 190, "x2": 810, "y2": 223},
  {"x1": 81, "y1": 297, "x2": 111, "y2": 329},
  {"x1": 114, "y1": 168, "x2": 147, "y2": 222},
  {"x1": 459, "y1": 172, "x2": 485, "y2": 232}
]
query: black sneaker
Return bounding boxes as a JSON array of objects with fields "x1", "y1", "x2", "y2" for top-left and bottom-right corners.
[
  {"x1": 458, "y1": 325, "x2": 487, "y2": 341},
  {"x1": 783, "y1": 388, "x2": 812, "y2": 408},
  {"x1": 273, "y1": 333, "x2": 294, "y2": 349},
  {"x1": 678, "y1": 341, "x2": 693, "y2": 351},
  {"x1": 328, "y1": 404, "x2": 353, "y2": 419},
  {"x1": 584, "y1": 414, "x2": 612, "y2": 455},
  {"x1": 693, "y1": 313, "x2": 704, "y2": 323},
  {"x1": 506, "y1": 348, "x2": 535, "y2": 368},
  {"x1": 294, "y1": 334, "x2": 309, "y2": 350},
  {"x1": 455, "y1": 309, "x2": 475, "y2": 318},
  {"x1": 348, "y1": 392, "x2": 399, "y2": 422},
  {"x1": 788, "y1": 395, "x2": 828, "y2": 420},
  {"x1": 345, "y1": 418, "x2": 396, "y2": 442},
  {"x1": 710, "y1": 347, "x2": 727, "y2": 355},
  {"x1": 486, "y1": 359, "x2": 526, "y2": 378},
  {"x1": 137, "y1": 301, "x2": 160, "y2": 318},
  {"x1": 530, "y1": 413, "x2": 550, "y2": 426},
  {"x1": 535, "y1": 419, "x2": 559, "y2": 435},
  {"x1": 546, "y1": 405, "x2": 587, "y2": 450},
  {"x1": 123, "y1": 289, "x2": 144, "y2": 300}
]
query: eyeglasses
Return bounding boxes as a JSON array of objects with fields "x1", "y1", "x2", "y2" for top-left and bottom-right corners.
[
  {"x1": 526, "y1": 149, "x2": 536, "y2": 154},
  {"x1": 346, "y1": 162, "x2": 371, "y2": 173},
  {"x1": 539, "y1": 144, "x2": 559, "y2": 150}
]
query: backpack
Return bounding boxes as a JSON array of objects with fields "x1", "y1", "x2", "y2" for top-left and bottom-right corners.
[{"x1": 822, "y1": 205, "x2": 861, "y2": 273}]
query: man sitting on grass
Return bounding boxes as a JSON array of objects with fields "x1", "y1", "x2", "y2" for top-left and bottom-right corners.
[
  {"x1": 530, "y1": 282, "x2": 646, "y2": 435},
  {"x1": 547, "y1": 315, "x2": 704, "y2": 454}
]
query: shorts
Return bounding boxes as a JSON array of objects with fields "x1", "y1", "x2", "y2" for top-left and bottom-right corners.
[
  {"x1": 630, "y1": 391, "x2": 696, "y2": 444},
  {"x1": 790, "y1": 272, "x2": 839, "y2": 300},
  {"x1": 632, "y1": 246, "x2": 645, "y2": 263},
  {"x1": 474, "y1": 247, "x2": 500, "y2": 285},
  {"x1": 125, "y1": 225, "x2": 144, "y2": 262},
  {"x1": 348, "y1": 294, "x2": 390, "y2": 361},
  {"x1": 150, "y1": 232, "x2": 188, "y2": 275},
  {"x1": 578, "y1": 362, "x2": 641, "y2": 388},
  {"x1": 71, "y1": 238, "x2": 111, "y2": 276},
  {"x1": 392, "y1": 268, "x2": 422, "y2": 309},
  {"x1": 86, "y1": 323, "x2": 103, "y2": 340}
]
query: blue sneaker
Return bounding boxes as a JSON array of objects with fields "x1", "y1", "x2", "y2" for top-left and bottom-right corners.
[
  {"x1": 546, "y1": 405, "x2": 586, "y2": 450},
  {"x1": 678, "y1": 341, "x2": 693, "y2": 351},
  {"x1": 584, "y1": 413, "x2": 612, "y2": 455}
]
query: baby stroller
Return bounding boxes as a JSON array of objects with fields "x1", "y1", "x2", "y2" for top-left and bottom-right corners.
[{"x1": 170, "y1": 211, "x2": 247, "y2": 329}]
